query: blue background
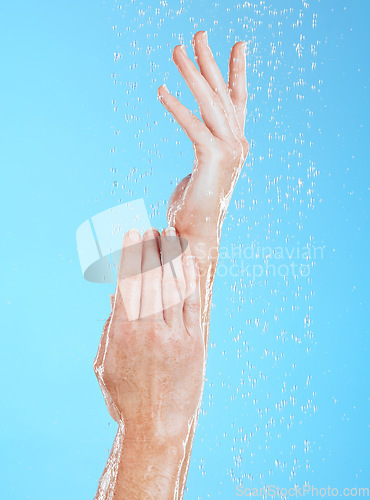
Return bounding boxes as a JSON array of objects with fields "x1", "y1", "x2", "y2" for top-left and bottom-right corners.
[{"x1": 0, "y1": 0, "x2": 368, "y2": 498}]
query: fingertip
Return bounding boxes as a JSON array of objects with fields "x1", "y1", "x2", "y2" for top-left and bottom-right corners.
[
  {"x1": 164, "y1": 226, "x2": 177, "y2": 239},
  {"x1": 142, "y1": 227, "x2": 160, "y2": 241},
  {"x1": 193, "y1": 30, "x2": 208, "y2": 44},
  {"x1": 158, "y1": 84, "x2": 170, "y2": 98},
  {"x1": 173, "y1": 44, "x2": 187, "y2": 62},
  {"x1": 124, "y1": 228, "x2": 141, "y2": 245},
  {"x1": 234, "y1": 40, "x2": 247, "y2": 58}
]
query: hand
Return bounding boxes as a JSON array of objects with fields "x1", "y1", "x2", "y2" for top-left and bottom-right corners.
[
  {"x1": 93, "y1": 227, "x2": 205, "y2": 443},
  {"x1": 157, "y1": 31, "x2": 249, "y2": 248}
]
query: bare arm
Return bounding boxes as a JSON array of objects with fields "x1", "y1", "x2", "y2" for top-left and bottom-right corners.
[
  {"x1": 157, "y1": 31, "x2": 249, "y2": 498},
  {"x1": 95, "y1": 425, "x2": 186, "y2": 499}
]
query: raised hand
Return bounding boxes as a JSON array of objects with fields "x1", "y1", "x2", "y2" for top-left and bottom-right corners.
[{"x1": 157, "y1": 31, "x2": 248, "y2": 248}]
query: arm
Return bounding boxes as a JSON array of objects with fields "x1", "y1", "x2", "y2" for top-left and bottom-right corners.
[
  {"x1": 95, "y1": 425, "x2": 186, "y2": 500},
  {"x1": 157, "y1": 31, "x2": 249, "y2": 497},
  {"x1": 93, "y1": 227, "x2": 205, "y2": 499}
]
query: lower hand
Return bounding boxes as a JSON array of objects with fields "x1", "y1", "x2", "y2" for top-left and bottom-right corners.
[{"x1": 93, "y1": 227, "x2": 205, "y2": 444}]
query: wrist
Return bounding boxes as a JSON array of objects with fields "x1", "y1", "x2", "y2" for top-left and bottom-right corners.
[
  {"x1": 110, "y1": 424, "x2": 186, "y2": 499},
  {"x1": 122, "y1": 418, "x2": 190, "y2": 452},
  {"x1": 121, "y1": 425, "x2": 186, "y2": 479}
]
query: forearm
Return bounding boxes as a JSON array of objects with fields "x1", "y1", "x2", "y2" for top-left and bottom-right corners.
[
  {"x1": 179, "y1": 232, "x2": 219, "y2": 328},
  {"x1": 173, "y1": 232, "x2": 220, "y2": 498},
  {"x1": 175, "y1": 285, "x2": 213, "y2": 499},
  {"x1": 95, "y1": 424, "x2": 187, "y2": 500}
]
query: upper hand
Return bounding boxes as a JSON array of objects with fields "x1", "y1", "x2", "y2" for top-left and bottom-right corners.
[{"x1": 158, "y1": 31, "x2": 249, "y2": 244}]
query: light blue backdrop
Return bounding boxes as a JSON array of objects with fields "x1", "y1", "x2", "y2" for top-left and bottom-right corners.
[{"x1": 1, "y1": 0, "x2": 368, "y2": 498}]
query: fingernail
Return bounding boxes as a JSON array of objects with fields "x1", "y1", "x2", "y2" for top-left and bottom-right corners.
[
  {"x1": 165, "y1": 226, "x2": 177, "y2": 239},
  {"x1": 180, "y1": 44, "x2": 187, "y2": 53},
  {"x1": 201, "y1": 31, "x2": 208, "y2": 44},
  {"x1": 128, "y1": 229, "x2": 141, "y2": 242},
  {"x1": 147, "y1": 227, "x2": 158, "y2": 239},
  {"x1": 162, "y1": 83, "x2": 169, "y2": 93}
]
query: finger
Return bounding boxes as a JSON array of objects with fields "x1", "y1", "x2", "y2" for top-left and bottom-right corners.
[
  {"x1": 116, "y1": 229, "x2": 142, "y2": 322},
  {"x1": 160, "y1": 227, "x2": 186, "y2": 326},
  {"x1": 158, "y1": 85, "x2": 213, "y2": 145},
  {"x1": 193, "y1": 31, "x2": 241, "y2": 138},
  {"x1": 172, "y1": 44, "x2": 236, "y2": 143},
  {"x1": 182, "y1": 255, "x2": 202, "y2": 337},
  {"x1": 140, "y1": 228, "x2": 163, "y2": 320},
  {"x1": 228, "y1": 41, "x2": 248, "y2": 133}
]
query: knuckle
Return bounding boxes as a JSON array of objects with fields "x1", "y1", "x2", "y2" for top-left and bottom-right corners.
[{"x1": 186, "y1": 301, "x2": 201, "y2": 317}]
